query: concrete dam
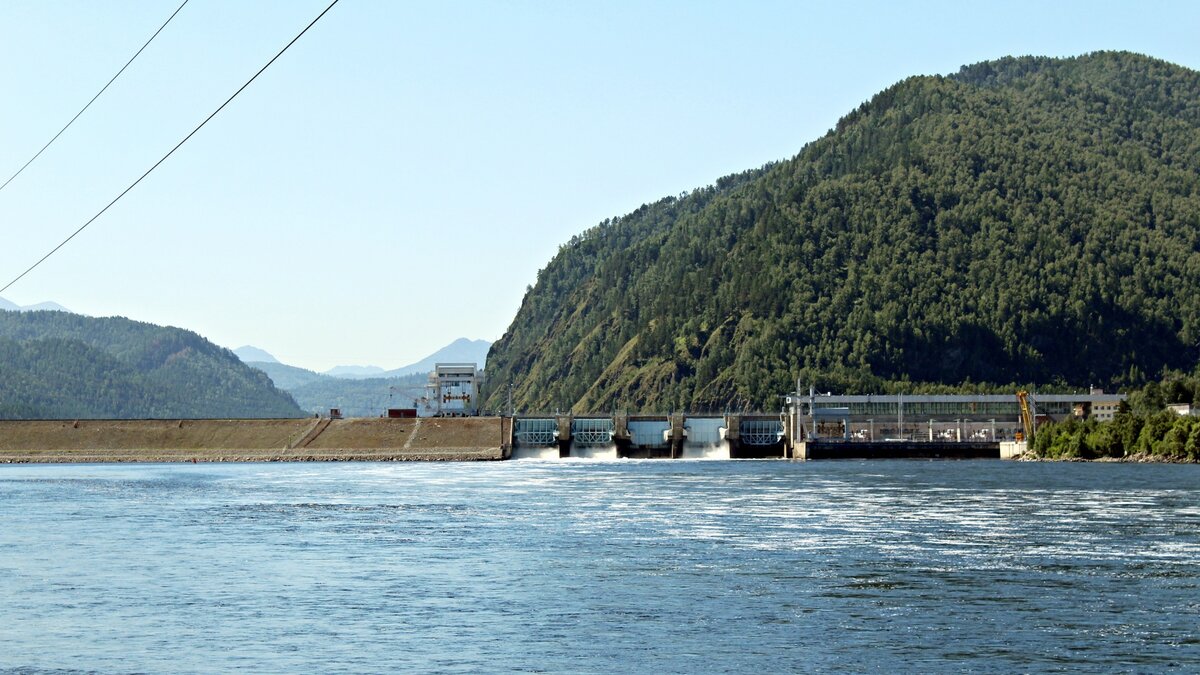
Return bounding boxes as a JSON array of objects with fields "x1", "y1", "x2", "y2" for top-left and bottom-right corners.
[
  {"x1": 510, "y1": 414, "x2": 789, "y2": 460},
  {"x1": 505, "y1": 413, "x2": 1009, "y2": 460},
  {"x1": 501, "y1": 392, "x2": 1126, "y2": 460}
]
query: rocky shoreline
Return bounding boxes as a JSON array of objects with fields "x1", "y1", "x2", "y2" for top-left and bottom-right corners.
[{"x1": 1019, "y1": 452, "x2": 1199, "y2": 464}]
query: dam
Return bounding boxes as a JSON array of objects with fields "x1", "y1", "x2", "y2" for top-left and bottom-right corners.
[
  {"x1": 0, "y1": 392, "x2": 1123, "y2": 463},
  {"x1": 504, "y1": 391, "x2": 1126, "y2": 460},
  {"x1": 506, "y1": 413, "x2": 1011, "y2": 460}
]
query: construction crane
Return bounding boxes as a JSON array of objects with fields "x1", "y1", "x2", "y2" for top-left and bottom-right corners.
[{"x1": 1016, "y1": 390, "x2": 1035, "y2": 443}]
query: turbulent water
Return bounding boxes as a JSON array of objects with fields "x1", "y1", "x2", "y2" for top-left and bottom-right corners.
[{"x1": 1, "y1": 460, "x2": 1198, "y2": 673}]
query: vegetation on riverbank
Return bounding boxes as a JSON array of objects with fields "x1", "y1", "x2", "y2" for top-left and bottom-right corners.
[
  {"x1": 1031, "y1": 372, "x2": 1200, "y2": 461},
  {"x1": 1031, "y1": 412, "x2": 1200, "y2": 461}
]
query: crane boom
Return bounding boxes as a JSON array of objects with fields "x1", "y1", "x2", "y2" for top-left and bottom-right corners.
[{"x1": 1016, "y1": 390, "x2": 1035, "y2": 442}]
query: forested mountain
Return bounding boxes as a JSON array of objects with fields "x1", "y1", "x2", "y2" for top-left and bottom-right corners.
[
  {"x1": 483, "y1": 52, "x2": 1200, "y2": 413},
  {"x1": 0, "y1": 312, "x2": 305, "y2": 419}
]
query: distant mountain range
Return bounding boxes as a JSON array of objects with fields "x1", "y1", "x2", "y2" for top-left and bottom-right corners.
[
  {"x1": 0, "y1": 297, "x2": 72, "y2": 313},
  {"x1": 0, "y1": 299, "x2": 484, "y2": 418},
  {"x1": 245, "y1": 362, "x2": 430, "y2": 417},
  {"x1": 235, "y1": 337, "x2": 491, "y2": 379},
  {"x1": 324, "y1": 364, "x2": 386, "y2": 378},
  {"x1": 235, "y1": 338, "x2": 492, "y2": 417}
]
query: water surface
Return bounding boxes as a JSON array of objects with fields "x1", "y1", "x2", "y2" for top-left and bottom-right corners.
[{"x1": 1, "y1": 460, "x2": 1197, "y2": 672}]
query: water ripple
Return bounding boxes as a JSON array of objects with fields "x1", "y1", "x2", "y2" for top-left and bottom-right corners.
[{"x1": 0, "y1": 460, "x2": 1197, "y2": 672}]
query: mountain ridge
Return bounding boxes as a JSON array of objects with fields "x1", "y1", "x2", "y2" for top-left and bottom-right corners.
[
  {"x1": 482, "y1": 51, "x2": 1200, "y2": 412},
  {"x1": 237, "y1": 338, "x2": 490, "y2": 416},
  {"x1": 0, "y1": 312, "x2": 304, "y2": 419}
]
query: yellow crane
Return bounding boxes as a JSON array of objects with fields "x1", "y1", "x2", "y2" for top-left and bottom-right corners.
[{"x1": 1016, "y1": 390, "x2": 1035, "y2": 442}]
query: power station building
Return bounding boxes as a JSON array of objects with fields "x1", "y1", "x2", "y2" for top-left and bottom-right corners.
[{"x1": 788, "y1": 390, "x2": 1126, "y2": 442}]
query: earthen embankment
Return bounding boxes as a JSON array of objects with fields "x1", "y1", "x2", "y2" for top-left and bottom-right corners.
[{"x1": 0, "y1": 417, "x2": 505, "y2": 463}]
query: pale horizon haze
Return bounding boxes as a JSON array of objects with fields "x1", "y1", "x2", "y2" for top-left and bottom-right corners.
[{"x1": 1, "y1": 0, "x2": 1198, "y2": 371}]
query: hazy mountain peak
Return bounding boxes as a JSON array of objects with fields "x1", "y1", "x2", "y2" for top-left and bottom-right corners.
[
  {"x1": 385, "y1": 338, "x2": 492, "y2": 377},
  {"x1": 234, "y1": 345, "x2": 279, "y2": 364},
  {"x1": 0, "y1": 297, "x2": 71, "y2": 313},
  {"x1": 324, "y1": 365, "x2": 387, "y2": 379},
  {"x1": 317, "y1": 338, "x2": 492, "y2": 379}
]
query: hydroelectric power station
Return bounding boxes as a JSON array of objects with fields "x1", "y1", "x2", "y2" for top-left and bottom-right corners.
[{"x1": 504, "y1": 390, "x2": 1126, "y2": 460}]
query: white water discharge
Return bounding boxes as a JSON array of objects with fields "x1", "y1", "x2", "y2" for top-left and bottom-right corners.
[
  {"x1": 570, "y1": 443, "x2": 619, "y2": 460},
  {"x1": 511, "y1": 446, "x2": 560, "y2": 460},
  {"x1": 681, "y1": 441, "x2": 732, "y2": 460}
]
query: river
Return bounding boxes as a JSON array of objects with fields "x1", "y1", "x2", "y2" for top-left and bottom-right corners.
[{"x1": 1, "y1": 459, "x2": 1197, "y2": 672}]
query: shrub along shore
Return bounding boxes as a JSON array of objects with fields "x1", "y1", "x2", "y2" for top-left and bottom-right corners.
[
  {"x1": 1030, "y1": 412, "x2": 1200, "y2": 462},
  {"x1": 1028, "y1": 374, "x2": 1200, "y2": 462}
]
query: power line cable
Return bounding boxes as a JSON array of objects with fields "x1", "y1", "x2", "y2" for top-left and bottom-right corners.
[
  {"x1": 1, "y1": 0, "x2": 341, "y2": 296},
  {"x1": 0, "y1": 0, "x2": 190, "y2": 195}
]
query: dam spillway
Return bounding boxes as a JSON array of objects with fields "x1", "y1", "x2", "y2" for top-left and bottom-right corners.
[{"x1": 507, "y1": 414, "x2": 792, "y2": 460}]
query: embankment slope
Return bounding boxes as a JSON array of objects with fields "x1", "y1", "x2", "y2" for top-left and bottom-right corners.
[{"x1": 0, "y1": 418, "x2": 505, "y2": 463}]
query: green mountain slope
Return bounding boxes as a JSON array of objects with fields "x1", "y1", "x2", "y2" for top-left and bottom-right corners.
[
  {"x1": 0, "y1": 311, "x2": 305, "y2": 419},
  {"x1": 483, "y1": 52, "x2": 1200, "y2": 413}
]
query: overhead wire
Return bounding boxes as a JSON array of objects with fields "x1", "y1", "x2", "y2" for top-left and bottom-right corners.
[
  {"x1": 0, "y1": 0, "x2": 341, "y2": 296},
  {"x1": 0, "y1": 0, "x2": 190, "y2": 196}
]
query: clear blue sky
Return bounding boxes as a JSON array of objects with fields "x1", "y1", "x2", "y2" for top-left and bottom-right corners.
[{"x1": 1, "y1": 0, "x2": 1197, "y2": 371}]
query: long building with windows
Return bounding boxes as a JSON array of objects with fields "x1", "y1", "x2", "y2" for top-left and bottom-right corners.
[{"x1": 789, "y1": 391, "x2": 1126, "y2": 442}]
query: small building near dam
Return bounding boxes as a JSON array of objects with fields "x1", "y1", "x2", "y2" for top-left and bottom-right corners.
[{"x1": 429, "y1": 363, "x2": 482, "y2": 416}]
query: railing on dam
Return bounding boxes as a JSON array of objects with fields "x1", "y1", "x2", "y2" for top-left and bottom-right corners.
[
  {"x1": 514, "y1": 418, "x2": 557, "y2": 446},
  {"x1": 572, "y1": 418, "x2": 615, "y2": 445}
]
